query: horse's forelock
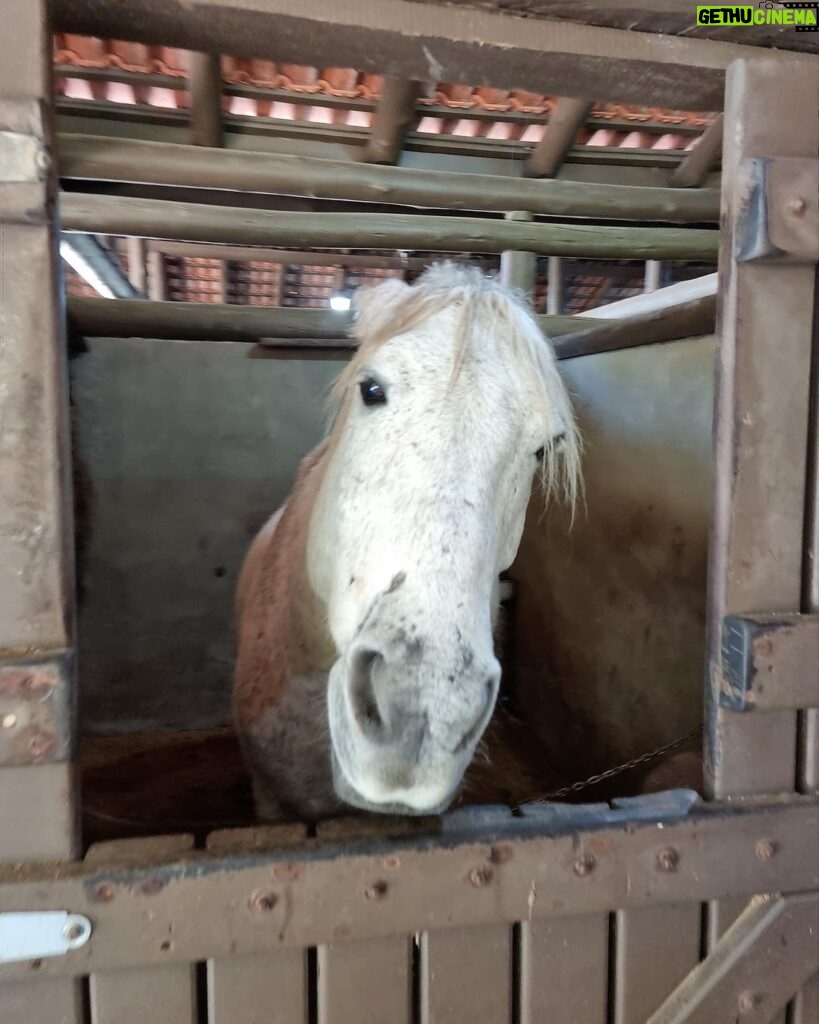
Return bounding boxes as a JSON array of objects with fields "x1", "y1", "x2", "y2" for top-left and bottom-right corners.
[{"x1": 324, "y1": 262, "x2": 582, "y2": 512}]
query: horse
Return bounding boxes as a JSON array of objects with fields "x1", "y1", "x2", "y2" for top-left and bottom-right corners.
[{"x1": 233, "y1": 263, "x2": 581, "y2": 822}]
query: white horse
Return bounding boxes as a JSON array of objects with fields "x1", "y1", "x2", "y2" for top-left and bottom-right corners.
[{"x1": 234, "y1": 263, "x2": 580, "y2": 821}]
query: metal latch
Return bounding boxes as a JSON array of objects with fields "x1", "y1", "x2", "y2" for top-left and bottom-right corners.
[{"x1": 0, "y1": 912, "x2": 92, "y2": 964}]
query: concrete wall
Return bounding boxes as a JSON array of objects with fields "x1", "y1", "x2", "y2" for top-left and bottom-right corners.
[
  {"x1": 72, "y1": 334, "x2": 714, "y2": 758},
  {"x1": 510, "y1": 336, "x2": 716, "y2": 776},
  {"x1": 71, "y1": 338, "x2": 337, "y2": 732}
]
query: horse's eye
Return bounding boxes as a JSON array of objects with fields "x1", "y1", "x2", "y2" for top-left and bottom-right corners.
[
  {"x1": 535, "y1": 446, "x2": 545, "y2": 461},
  {"x1": 359, "y1": 378, "x2": 387, "y2": 407}
]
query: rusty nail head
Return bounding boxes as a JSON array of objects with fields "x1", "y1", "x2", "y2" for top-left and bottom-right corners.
[
  {"x1": 94, "y1": 882, "x2": 115, "y2": 902},
  {"x1": 468, "y1": 865, "x2": 493, "y2": 888},
  {"x1": 365, "y1": 880, "x2": 388, "y2": 900},
  {"x1": 656, "y1": 847, "x2": 680, "y2": 872},
  {"x1": 789, "y1": 197, "x2": 807, "y2": 216},
  {"x1": 573, "y1": 854, "x2": 595, "y2": 877},
  {"x1": 1, "y1": 713, "x2": 17, "y2": 728},
  {"x1": 738, "y1": 990, "x2": 757, "y2": 1013},
  {"x1": 248, "y1": 890, "x2": 278, "y2": 912},
  {"x1": 63, "y1": 922, "x2": 86, "y2": 942},
  {"x1": 755, "y1": 839, "x2": 777, "y2": 861},
  {"x1": 383, "y1": 854, "x2": 400, "y2": 871}
]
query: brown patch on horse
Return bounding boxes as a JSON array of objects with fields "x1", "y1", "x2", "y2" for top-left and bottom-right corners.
[{"x1": 233, "y1": 440, "x2": 334, "y2": 731}]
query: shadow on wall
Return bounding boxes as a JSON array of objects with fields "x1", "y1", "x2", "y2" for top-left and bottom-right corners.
[
  {"x1": 71, "y1": 337, "x2": 338, "y2": 734},
  {"x1": 509, "y1": 335, "x2": 716, "y2": 777}
]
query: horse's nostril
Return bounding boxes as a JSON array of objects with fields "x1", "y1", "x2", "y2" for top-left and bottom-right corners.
[{"x1": 349, "y1": 646, "x2": 386, "y2": 736}]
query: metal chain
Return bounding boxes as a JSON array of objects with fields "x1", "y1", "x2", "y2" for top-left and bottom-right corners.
[{"x1": 532, "y1": 723, "x2": 704, "y2": 803}]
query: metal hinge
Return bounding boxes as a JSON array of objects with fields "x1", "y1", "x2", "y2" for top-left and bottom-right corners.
[{"x1": 0, "y1": 912, "x2": 92, "y2": 965}]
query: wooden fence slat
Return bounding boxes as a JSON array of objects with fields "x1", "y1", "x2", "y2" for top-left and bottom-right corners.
[
  {"x1": 318, "y1": 937, "x2": 412, "y2": 1024},
  {"x1": 793, "y1": 973, "x2": 819, "y2": 1024},
  {"x1": 613, "y1": 905, "x2": 702, "y2": 1024},
  {"x1": 206, "y1": 824, "x2": 309, "y2": 1024},
  {"x1": 314, "y1": 816, "x2": 421, "y2": 1024},
  {"x1": 87, "y1": 835, "x2": 197, "y2": 1024},
  {"x1": 420, "y1": 923, "x2": 513, "y2": 1024},
  {"x1": 519, "y1": 914, "x2": 608, "y2": 1024}
]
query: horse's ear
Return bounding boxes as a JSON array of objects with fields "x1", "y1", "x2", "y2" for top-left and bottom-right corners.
[{"x1": 353, "y1": 278, "x2": 411, "y2": 338}]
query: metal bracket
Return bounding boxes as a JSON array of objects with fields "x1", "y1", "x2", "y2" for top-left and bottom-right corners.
[
  {"x1": 720, "y1": 614, "x2": 819, "y2": 711},
  {"x1": 0, "y1": 912, "x2": 91, "y2": 965},
  {"x1": 737, "y1": 156, "x2": 819, "y2": 264},
  {"x1": 0, "y1": 652, "x2": 73, "y2": 766}
]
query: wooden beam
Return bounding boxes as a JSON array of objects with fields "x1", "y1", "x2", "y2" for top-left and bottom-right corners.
[
  {"x1": 581, "y1": 272, "x2": 717, "y2": 320},
  {"x1": 525, "y1": 98, "x2": 592, "y2": 179},
  {"x1": 362, "y1": 76, "x2": 421, "y2": 165},
  {"x1": 146, "y1": 250, "x2": 167, "y2": 301},
  {"x1": 60, "y1": 193, "x2": 720, "y2": 261},
  {"x1": 146, "y1": 240, "x2": 474, "y2": 271},
  {"x1": 672, "y1": 116, "x2": 724, "y2": 189},
  {"x1": 65, "y1": 295, "x2": 587, "y2": 344},
  {"x1": 499, "y1": 212, "x2": 536, "y2": 294},
  {"x1": 649, "y1": 894, "x2": 819, "y2": 1024},
  {"x1": 553, "y1": 294, "x2": 717, "y2": 360},
  {"x1": 125, "y1": 236, "x2": 147, "y2": 294},
  {"x1": 644, "y1": 259, "x2": 663, "y2": 293},
  {"x1": 188, "y1": 51, "x2": 222, "y2": 148},
  {"x1": 57, "y1": 135, "x2": 721, "y2": 224},
  {"x1": 60, "y1": 233, "x2": 140, "y2": 299},
  {"x1": 49, "y1": 0, "x2": 813, "y2": 110}
]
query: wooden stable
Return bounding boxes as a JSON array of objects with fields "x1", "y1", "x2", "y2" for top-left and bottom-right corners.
[{"x1": 0, "y1": 2, "x2": 817, "y2": 1022}]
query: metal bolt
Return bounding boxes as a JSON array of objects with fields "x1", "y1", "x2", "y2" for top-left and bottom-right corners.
[
  {"x1": 94, "y1": 882, "x2": 116, "y2": 902},
  {"x1": 248, "y1": 890, "x2": 278, "y2": 912},
  {"x1": 737, "y1": 990, "x2": 757, "y2": 1014},
  {"x1": 365, "y1": 880, "x2": 388, "y2": 900},
  {"x1": 468, "y1": 866, "x2": 494, "y2": 888},
  {"x1": 63, "y1": 922, "x2": 86, "y2": 942},
  {"x1": 789, "y1": 197, "x2": 807, "y2": 216},
  {"x1": 1, "y1": 713, "x2": 17, "y2": 729},
  {"x1": 755, "y1": 839, "x2": 777, "y2": 861},
  {"x1": 573, "y1": 854, "x2": 595, "y2": 877},
  {"x1": 656, "y1": 847, "x2": 680, "y2": 872}
]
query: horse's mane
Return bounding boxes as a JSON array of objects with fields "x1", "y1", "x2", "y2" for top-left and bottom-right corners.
[{"x1": 326, "y1": 262, "x2": 582, "y2": 512}]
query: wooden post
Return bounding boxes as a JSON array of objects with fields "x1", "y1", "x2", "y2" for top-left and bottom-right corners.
[
  {"x1": 500, "y1": 212, "x2": 536, "y2": 295},
  {"x1": 644, "y1": 260, "x2": 663, "y2": 293},
  {"x1": 189, "y1": 51, "x2": 223, "y2": 148},
  {"x1": 546, "y1": 256, "x2": 564, "y2": 315},
  {"x1": 672, "y1": 115, "x2": 723, "y2": 189},
  {"x1": 0, "y1": 0, "x2": 80, "y2": 1018},
  {"x1": 524, "y1": 97, "x2": 592, "y2": 179},
  {"x1": 362, "y1": 76, "x2": 421, "y2": 165},
  {"x1": 126, "y1": 235, "x2": 147, "y2": 294},
  {"x1": 147, "y1": 250, "x2": 167, "y2": 300},
  {"x1": 705, "y1": 56, "x2": 819, "y2": 1024}
]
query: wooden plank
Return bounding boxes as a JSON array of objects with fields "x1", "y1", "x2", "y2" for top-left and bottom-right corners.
[
  {"x1": 613, "y1": 905, "x2": 701, "y2": 1024},
  {"x1": 0, "y1": 799, "x2": 816, "y2": 981},
  {"x1": 49, "y1": 0, "x2": 813, "y2": 110},
  {"x1": 525, "y1": 97, "x2": 592, "y2": 178},
  {"x1": 60, "y1": 193, "x2": 720, "y2": 260},
  {"x1": 719, "y1": 614, "x2": 819, "y2": 711},
  {"x1": 420, "y1": 923, "x2": 512, "y2": 1024},
  {"x1": 672, "y1": 116, "x2": 723, "y2": 189},
  {"x1": 649, "y1": 894, "x2": 819, "y2": 1024},
  {"x1": 793, "y1": 973, "x2": 819, "y2": 1024},
  {"x1": 706, "y1": 57, "x2": 819, "y2": 797},
  {"x1": 519, "y1": 914, "x2": 608, "y2": 1024},
  {"x1": 362, "y1": 76, "x2": 421, "y2": 165},
  {"x1": 318, "y1": 937, "x2": 412, "y2": 1024},
  {"x1": 87, "y1": 835, "x2": 197, "y2": 1024},
  {"x1": 316, "y1": 817, "x2": 412, "y2": 1024},
  {"x1": 546, "y1": 256, "x2": 564, "y2": 315},
  {"x1": 207, "y1": 824, "x2": 309, "y2": 1024},
  {"x1": 57, "y1": 134, "x2": 722, "y2": 223}
]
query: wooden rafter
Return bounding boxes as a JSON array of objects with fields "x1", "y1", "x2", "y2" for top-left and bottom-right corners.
[
  {"x1": 524, "y1": 98, "x2": 592, "y2": 179},
  {"x1": 672, "y1": 115, "x2": 724, "y2": 188},
  {"x1": 362, "y1": 76, "x2": 422, "y2": 165}
]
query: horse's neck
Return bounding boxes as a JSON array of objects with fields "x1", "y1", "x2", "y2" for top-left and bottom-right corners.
[{"x1": 234, "y1": 443, "x2": 335, "y2": 730}]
